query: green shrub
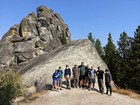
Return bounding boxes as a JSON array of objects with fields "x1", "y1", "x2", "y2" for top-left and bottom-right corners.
[
  {"x1": 60, "y1": 31, "x2": 67, "y2": 45},
  {"x1": 0, "y1": 70, "x2": 25, "y2": 105}
]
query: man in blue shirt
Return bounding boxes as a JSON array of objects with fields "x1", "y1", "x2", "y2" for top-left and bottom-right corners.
[
  {"x1": 52, "y1": 70, "x2": 59, "y2": 91},
  {"x1": 57, "y1": 66, "x2": 63, "y2": 90}
]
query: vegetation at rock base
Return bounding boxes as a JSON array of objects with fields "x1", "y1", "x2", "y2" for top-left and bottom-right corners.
[
  {"x1": 0, "y1": 70, "x2": 25, "y2": 105},
  {"x1": 88, "y1": 26, "x2": 140, "y2": 93},
  {"x1": 60, "y1": 31, "x2": 67, "y2": 45}
]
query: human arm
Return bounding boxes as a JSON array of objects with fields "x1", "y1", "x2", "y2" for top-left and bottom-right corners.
[
  {"x1": 88, "y1": 71, "x2": 91, "y2": 78},
  {"x1": 78, "y1": 68, "x2": 80, "y2": 76},
  {"x1": 69, "y1": 68, "x2": 72, "y2": 78}
]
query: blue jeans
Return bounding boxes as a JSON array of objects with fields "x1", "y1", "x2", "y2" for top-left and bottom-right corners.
[{"x1": 98, "y1": 79, "x2": 104, "y2": 93}]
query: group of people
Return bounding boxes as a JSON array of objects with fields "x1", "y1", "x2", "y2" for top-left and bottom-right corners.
[{"x1": 52, "y1": 62, "x2": 112, "y2": 96}]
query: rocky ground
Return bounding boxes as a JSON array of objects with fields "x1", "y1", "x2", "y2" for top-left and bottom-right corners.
[{"x1": 19, "y1": 85, "x2": 140, "y2": 105}]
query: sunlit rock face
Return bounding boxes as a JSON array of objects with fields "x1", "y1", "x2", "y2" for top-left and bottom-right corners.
[
  {"x1": 0, "y1": 5, "x2": 71, "y2": 71},
  {"x1": 21, "y1": 39, "x2": 108, "y2": 86},
  {"x1": 0, "y1": 6, "x2": 108, "y2": 88}
]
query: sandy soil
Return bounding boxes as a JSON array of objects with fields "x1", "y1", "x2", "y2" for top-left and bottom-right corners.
[{"x1": 19, "y1": 87, "x2": 140, "y2": 105}]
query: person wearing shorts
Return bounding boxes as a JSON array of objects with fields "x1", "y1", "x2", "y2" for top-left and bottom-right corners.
[
  {"x1": 79, "y1": 62, "x2": 86, "y2": 89},
  {"x1": 52, "y1": 70, "x2": 59, "y2": 91},
  {"x1": 88, "y1": 66, "x2": 96, "y2": 91},
  {"x1": 57, "y1": 66, "x2": 63, "y2": 90}
]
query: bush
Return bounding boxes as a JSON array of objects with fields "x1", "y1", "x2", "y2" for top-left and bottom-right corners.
[{"x1": 0, "y1": 70, "x2": 25, "y2": 105}]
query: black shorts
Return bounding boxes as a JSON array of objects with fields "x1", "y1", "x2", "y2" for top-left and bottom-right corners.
[{"x1": 80, "y1": 75, "x2": 85, "y2": 81}]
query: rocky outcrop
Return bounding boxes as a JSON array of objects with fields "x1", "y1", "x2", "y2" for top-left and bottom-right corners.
[
  {"x1": 21, "y1": 39, "x2": 108, "y2": 86},
  {"x1": 0, "y1": 5, "x2": 71, "y2": 71},
  {"x1": 0, "y1": 6, "x2": 108, "y2": 88}
]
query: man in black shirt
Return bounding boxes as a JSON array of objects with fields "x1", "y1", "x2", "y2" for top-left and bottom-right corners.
[
  {"x1": 96, "y1": 67, "x2": 104, "y2": 94},
  {"x1": 105, "y1": 69, "x2": 112, "y2": 96},
  {"x1": 85, "y1": 64, "x2": 90, "y2": 88}
]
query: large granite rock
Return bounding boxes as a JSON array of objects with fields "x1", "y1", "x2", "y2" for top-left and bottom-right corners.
[
  {"x1": 21, "y1": 39, "x2": 108, "y2": 86},
  {"x1": 0, "y1": 5, "x2": 71, "y2": 71},
  {"x1": 0, "y1": 5, "x2": 108, "y2": 88}
]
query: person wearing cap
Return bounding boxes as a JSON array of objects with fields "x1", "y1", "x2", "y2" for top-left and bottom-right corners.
[
  {"x1": 57, "y1": 66, "x2": 63, "y2": 90},
  {"x1": 64, "y1": 65, "x2": 71, "y2": 90},
  {"x1": 105, "y1": 69, "x2": 112, "y2": 96}
]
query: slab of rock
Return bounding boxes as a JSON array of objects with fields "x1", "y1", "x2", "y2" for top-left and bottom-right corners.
[
  {"x1": 13, "y1": 41, "x2": 35, "y2": 53},
  {"x1": 21, "y1": 39, "x2": 108, "y2": 86}
]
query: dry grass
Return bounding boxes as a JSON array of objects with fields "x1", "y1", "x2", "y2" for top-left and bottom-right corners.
[{"x1": 112, "y1": 87, "x2": 140, "y2": 99}]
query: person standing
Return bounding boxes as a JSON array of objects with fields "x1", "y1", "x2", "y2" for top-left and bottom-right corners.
[
  {"x1": 105, "y1": 69, "x2": 112, "y2": 96},
  {"x1": 64, "y1": 65, "x2": 71, "y2": 90},
  {"x1": 88, "y1": 66, "x2": 96, "y2": 91},
  {"x1": 79, "y1": 62, "x2": 86, "y2": 89},
  {"x1": 72, "y1": 65, "x2": 80, "y2": 88},
  {"x1": 97, "y1": 67, "x2": 104, "y2": 94},
  {"x1": 85, "y1": 64, "x2": 90, "y2": 89},
  {"x1": 52, "y1": 70, "x2": 59, "y2": 91},
  {"x1": 57, "y1": 66, "x2": 63, "y2": 90}
]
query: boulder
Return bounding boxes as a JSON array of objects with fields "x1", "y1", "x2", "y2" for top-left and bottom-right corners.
[
  {"x1": 19, "y1": 15, "x2": 38, "y2": 40},
  {"x1": 21, "y1": 39, "x2": 108, "y2": 86},
  {"x1": 11, "y1": 35, "x2": 23, "y2": 42},
  {"x1": 13, "y1": 41, "x2": 35, "y2": 53},
  {"x1": 0, "y1": 44, "x2": 14, "y2": 67}
]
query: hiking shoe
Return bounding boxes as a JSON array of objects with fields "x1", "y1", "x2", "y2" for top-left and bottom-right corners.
[
  {"x1": 82, "y1": 88, "x2": 85, "y2": 90},
  {"x1": 88, "y1": 88, "x2": 91, "y2": 91},
  {"x1": 109, "y1": 93, "x2": 112, "y2": 96}
]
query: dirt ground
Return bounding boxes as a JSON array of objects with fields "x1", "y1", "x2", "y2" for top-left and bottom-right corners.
[{"x1": 19, "y1": 87, "x2": 140, "y2": 105}]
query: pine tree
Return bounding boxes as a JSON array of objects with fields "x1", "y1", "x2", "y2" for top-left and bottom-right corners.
[
  {"x1": 129, "y1": 26, "x2": 140, "y2": 91},
  {"x1": 104, "y1": 33, "x2": 116, "y2": 80},
  {"x1": 95, "y1": 39, "x2": 103, "y2": 57},
  {"x1": 88, "y1": 32, "x2": 95, "y2": 45},
  {"x1": 117, "y1": 32, "x2": 132, "y2": 88}
]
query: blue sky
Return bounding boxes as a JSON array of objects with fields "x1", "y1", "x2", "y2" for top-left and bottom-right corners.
[{"x1": 0, "y1": 0, "x2": 140, "y2": 46}]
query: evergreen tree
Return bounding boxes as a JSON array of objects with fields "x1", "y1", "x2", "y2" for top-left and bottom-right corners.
[
  {"x1": 88, "y1": 32, "x2": 95, "y2": 45},
  {"x1": 129, "y1": 26, "x2": 140, "y2": 91},
  {"x1": 104, "y1": 33, "x2": 116, "y2": 80},
  {"x1": 117, "y1": 32, "x2": 132, "y2": 88},
  {"x1": 95, "y1": 39, "x2": 103, "y2": 57}
]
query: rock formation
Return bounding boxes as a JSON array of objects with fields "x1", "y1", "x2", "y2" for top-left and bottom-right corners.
[
  {"x1": 0, "y1": 5, "x2": 71, "y2": 71},
  {"x1": 0, "y1": 6, "x2": 108, "y2": 87},
  {"x1": 21, "y1": 39, "x2": 108, "y2": 86}
]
